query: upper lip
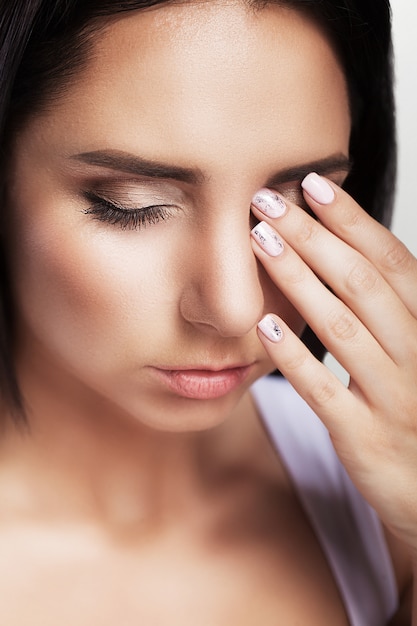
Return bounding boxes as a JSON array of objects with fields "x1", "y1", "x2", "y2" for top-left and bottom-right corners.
[{"x1": 154, "y1": 362, "x2": 256, "y2": 372}]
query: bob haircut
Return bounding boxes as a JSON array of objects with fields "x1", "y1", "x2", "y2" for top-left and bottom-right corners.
[{"x1": 0, "y1": 0, "x2": 395, "y2": 421}]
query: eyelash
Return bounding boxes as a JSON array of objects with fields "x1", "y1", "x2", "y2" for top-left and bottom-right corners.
[{"x1": 83, "y1": 192, "x2": 176, "y2": 230}]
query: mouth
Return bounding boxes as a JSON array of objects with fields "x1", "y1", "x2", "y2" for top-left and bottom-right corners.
[{"x1": 150, "y1": 363, "x2": 255, "y2": 400}]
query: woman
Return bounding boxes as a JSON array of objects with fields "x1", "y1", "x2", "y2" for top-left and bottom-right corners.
[{"x1": 0, "y1": 0, "x2": 415, "y2": 624}]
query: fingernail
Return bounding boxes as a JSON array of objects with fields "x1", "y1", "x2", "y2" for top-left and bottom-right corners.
[
  {"x1": 301, "y1": 172, "x2": 335, "y2": 204},
  {"x1": 251, "y1": 221, "x2": 284, "y2": 257},
  {"x1": 251, "y1": 188, "x2": 287, "y2": 218},
  {"x1": 258, "y1": 315, "x2": 283, "y2": 342}
]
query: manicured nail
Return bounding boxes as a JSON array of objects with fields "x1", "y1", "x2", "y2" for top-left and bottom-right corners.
[
  {"x1": 251, "y1": 221, "x2": 284, "y2": 257},
  {"x1": 301, "y1": 172, "x2": 335, "y2": 204},
  {"x1": 258, "y1": 315, "x2": 283, "y2": 342},
  {"x1": 251, "y1": 188, "x2": 287, "y2": 218}
]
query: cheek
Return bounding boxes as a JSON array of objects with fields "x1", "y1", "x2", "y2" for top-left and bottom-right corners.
[{"x1": 8, "y1": 212, "x2": 181, "y2": 373}]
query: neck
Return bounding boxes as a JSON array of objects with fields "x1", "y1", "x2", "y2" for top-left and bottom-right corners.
[{"x1": 0, "y1": 348, "x2": 255, "y2": 534}]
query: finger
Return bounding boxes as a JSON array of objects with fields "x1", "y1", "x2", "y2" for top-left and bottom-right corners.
[
  {"x1": 251, "y1": 223, "x2": 398, "y2": 400},
  {"x1": 301, "y1": 173, "x2": 417, "y2": 317},
  {"x1": 256, "y1": 313, "x2": 357, "y2": 427},
  {"x1": 250, "y1": 194, "x2": 417, "y2": 366}
]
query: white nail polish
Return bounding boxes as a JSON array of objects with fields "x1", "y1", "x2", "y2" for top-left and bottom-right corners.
[
  {"x1": 251, "y1": 189, "x2": 287, "y2": 218},
  {"x1": 251, "y1": 221, "x2": 284, "y2": 257},
  {"x1": 301, "y1": 172, "x2": 335, "y2": 204},
  {"x1": 258, "y1": 315, "x2": 283, "y2": 342}
]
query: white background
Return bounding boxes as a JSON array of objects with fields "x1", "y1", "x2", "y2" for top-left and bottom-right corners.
[
  {"x1": 325, "y1": 1, "x2": 416, "y2": 380},
  {"x1": 392, "y1": 0, "x2": 417, "y2": 252}
]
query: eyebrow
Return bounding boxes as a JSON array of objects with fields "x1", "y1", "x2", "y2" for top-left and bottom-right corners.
[
  {"x1": 71, "y1": 150, "x2": 351, "y2": 186},
  {"x1": 71, "y1": 150, "x2": 205, "y2": 185},
  {"x1": 266, "y1": 154, "x2": 352, "y2": 187}
]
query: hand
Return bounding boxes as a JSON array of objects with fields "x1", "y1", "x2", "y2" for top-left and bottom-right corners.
[{"x1": 250, "y1": 174, "x2": 417, "y2": 553}]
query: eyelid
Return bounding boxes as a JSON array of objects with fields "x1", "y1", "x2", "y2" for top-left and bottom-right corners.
[
  {"x1": 83, "y1": 189, "x2": 175, "y2": 212},
  {"x1": 273, "y1": 184, "x2": 309, "y2": 211},
  {"x1": 82, "y1": 178, "x2": 187, "y2": 207},
  {"x1": 83, "y1": 193, "x2": 178, "y2": 230}
]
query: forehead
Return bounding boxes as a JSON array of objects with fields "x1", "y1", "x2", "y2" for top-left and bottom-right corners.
[{"x1": 22, "y1": 2, "x2": 350, "y2": 182}]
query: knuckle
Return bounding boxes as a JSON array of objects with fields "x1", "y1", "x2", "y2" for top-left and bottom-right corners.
[
  {"x1": 345, "y1": 260, "x2": 379, "y2": 296},
  {"x1": 305, "y1": 376, "x2": 338, "y2": 407},
  {"x1": 283, "y1": 348, "x2": 309, "y2": 372},
  {"x1": 282, "y1": 263, "x2": 308, "y2": 286},
  {"x1": 326, "y1": 308, "x2": 359, "y2": 342},
  {"x1": 293, "y1": 219, "x2": 319, "y2": 247},
  {"x1": 380, "y1": 239, "x2": 412, "y2": 275},
  {"x1": 338, "y1": 205, "x2": 362, "y2": 233}
]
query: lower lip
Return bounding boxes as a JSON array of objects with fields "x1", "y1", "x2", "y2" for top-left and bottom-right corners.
[{"x1": 152, "y1": 366, "x2": 252, "y2": 400}]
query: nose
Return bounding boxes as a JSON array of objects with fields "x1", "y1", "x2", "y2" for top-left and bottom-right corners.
[{"x1": 179, "y1": 212, "x2": 265, "y2": 337}]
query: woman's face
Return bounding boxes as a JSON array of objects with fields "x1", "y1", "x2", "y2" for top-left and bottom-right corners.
[{"x1": 6, "y1": 1, "x2": 350, "y2": 430}]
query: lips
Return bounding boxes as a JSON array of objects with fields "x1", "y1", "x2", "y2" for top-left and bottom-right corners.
[{"x1": 151, "y1": 364, "x2": 254, "y2": 400}]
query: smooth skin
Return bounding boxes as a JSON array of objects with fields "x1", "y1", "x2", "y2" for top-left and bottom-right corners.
[{"x1": 0, "y1": 1, "x2": 414, "y2": 624}]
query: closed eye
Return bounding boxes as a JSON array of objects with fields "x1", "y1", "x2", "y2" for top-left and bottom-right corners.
[{"x1": 82, "y1": 192, "x2": 178, "y2": 230}]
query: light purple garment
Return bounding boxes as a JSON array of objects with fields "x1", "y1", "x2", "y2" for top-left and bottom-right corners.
[{"x1": 251, "y1": 376, "x2": 398, "y2": 626}]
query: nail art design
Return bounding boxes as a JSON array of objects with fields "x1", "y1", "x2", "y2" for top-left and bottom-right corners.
[
  {"x1": 258, "y1": 315, "x2": 283, "y2": 342},
  {"x1": 251, "y1": 188, "x2": 287, "y2": 218},
  {"x1": 251, "y1": 221, "x2": 284, "y2": 257},
  {"x1": 301, "y1": 172, "x2": 335, "y2": 204}
]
